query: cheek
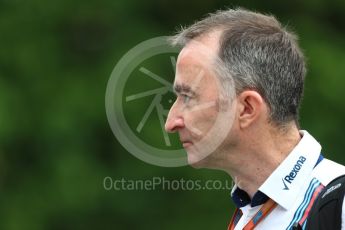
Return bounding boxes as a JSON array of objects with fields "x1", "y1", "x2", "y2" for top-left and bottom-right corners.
[
  {"x1": 184, "y1": 108, "x2": 218, "y2": 136},
  {"x1": 201, "y1": 109, "x2": 218, "y2": 128}
]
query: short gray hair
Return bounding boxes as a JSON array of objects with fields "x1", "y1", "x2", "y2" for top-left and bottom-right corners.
[{"x1": 170, "y1": 8, "x2": 306, "y2": 126}]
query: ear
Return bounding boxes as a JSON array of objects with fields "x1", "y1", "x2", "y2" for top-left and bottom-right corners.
[{"x1": 237, "y1": 90, "x2": 266, "y2": 129}]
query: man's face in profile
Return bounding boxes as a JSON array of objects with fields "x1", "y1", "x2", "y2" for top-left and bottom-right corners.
[{"x1": 165, "y1": 36, "x2": 236, "y2": 167}]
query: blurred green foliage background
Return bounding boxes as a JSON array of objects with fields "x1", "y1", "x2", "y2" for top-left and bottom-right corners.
[{"x1": 1, "y1": 0, "x2": 345, "y2": 229}]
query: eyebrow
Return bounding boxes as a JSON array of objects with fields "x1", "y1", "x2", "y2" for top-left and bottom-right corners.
[{"x1": 174, "y1": 83, "x2": 196, "y2": 96}]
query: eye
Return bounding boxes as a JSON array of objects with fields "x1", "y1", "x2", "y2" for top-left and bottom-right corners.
[{"x1": 182, "y1": 94, "x2": 191, "y2": 104}]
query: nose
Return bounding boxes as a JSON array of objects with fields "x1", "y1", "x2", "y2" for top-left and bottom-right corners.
[{"x1": 165, "y1": 102, "x2": 184, "y2": 133}]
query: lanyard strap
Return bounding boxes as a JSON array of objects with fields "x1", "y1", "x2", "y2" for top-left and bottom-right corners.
[{"x1": 228, "y1": 199, "x2": 277, "y2": 230}]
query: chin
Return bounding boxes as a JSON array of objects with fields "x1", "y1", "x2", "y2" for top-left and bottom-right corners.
[
  {"x1": 188, "y1": 160, "x2": 204, "y2": 169},
  {"x1": 187, "y1": 153, "x2": 203, "y2": 167},
  {"x1": 186, "y1": 146, "x2": 224, "y2": 170},
  {"x1": 187, "y1": 152, "x2": 212, "y2": 169}
]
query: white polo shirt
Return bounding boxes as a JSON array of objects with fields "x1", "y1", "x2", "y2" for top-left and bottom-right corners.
[{"x1": 230, "y1": 130, "x2": 345, "y2": 230}]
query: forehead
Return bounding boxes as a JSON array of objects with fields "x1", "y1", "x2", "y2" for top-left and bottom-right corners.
[
  {"x1": 174, "y1": 32, "x2": 221, "y2": 90},
  {"x1": 177, "y1": 31, "x2": 221, "y2": 69}
]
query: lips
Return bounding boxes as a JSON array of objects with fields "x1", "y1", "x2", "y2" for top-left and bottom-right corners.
[{"x1": 180, "y1": 140, "x2": 193, "y2": 148}]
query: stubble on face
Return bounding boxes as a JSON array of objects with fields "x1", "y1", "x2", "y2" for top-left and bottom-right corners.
[{"x1": 176, "y1": 61, "x2": 234, "y2": 166}]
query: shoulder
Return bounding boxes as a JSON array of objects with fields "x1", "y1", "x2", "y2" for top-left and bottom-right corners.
[
  {"x1": 306, "y1": 170, "x2": 345, "y2": 230},
  {"x1": 312, "y1": 158, "x2": 345, "y2": 186}
]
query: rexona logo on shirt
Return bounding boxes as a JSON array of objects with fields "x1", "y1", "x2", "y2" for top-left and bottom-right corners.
[{"x1": 282, "y1": 156, "x2": 307, "y2": 190}]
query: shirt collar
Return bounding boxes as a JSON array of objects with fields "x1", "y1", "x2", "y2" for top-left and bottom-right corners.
[
  {"x1": 231, "y1": 186, "x2": 269, "y2": 208},
  {"x1": 231, "y1": 130, "x2": 321, "y2": 210}
]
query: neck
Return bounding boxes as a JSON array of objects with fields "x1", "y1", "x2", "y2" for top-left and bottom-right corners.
[{"x1": 223, "y1": 125, "x2": 301, "y2": 198}]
